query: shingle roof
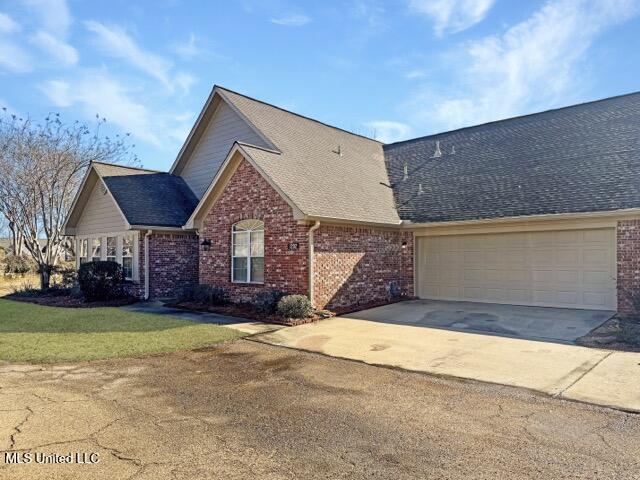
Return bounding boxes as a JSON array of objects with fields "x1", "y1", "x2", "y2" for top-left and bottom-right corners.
[
  {"x1": 218, "y1": 87, "x2": 401, "y2": 225},
  {"x1": 95, "y1": 163, "x2": 198, "y2": 228},
  {"x1": 384, "y1": 92, "x2": 640, "y2": 223}
]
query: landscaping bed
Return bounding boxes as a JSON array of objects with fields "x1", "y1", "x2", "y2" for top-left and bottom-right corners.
[
  {"x1": 6, "y1": 290, "x2": 136, "y2": 308},
  {"x1": 167, "y1": 300, "x2": 333, "y2": 326},
  {"x1": 576, "y1": 314, "x2": 640, "y2": 352}
]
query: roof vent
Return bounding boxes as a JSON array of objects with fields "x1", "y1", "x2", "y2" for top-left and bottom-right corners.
[
  {"x1": 450, "y1": 145, "x2": 455, "y2": 155},
  {"x1": 403, "y1": 162, "x2": 408, "y2": 181},
  {"x1": 432, "y1": 140, "x2": 442, "y2": 158},
  {"x1": 418, "y1": 183, "x2": 424, "y2": 195}
]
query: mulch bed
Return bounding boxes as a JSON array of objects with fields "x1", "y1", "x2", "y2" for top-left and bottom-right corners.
[
  {"x1": 167, "y1": 301, "x2": 333, "y2": 326},
  {"x1": 576, "y1": 314, "x2": 640, "y2": 352},
  {"x1": 5, "y1": 293, "x2": 137, "y2": 308}
]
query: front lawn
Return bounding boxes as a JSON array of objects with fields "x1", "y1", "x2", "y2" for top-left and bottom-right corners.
[{"x1": 0, "y1": 298, "x2": 244, "y2": 363}]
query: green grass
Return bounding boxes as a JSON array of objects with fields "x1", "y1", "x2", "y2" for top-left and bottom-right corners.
[{"x1": 0, "y1": 298, "x2": 244, "y2": 363}]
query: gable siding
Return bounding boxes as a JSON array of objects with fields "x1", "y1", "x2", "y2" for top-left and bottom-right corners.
[
  {"x1": 76, "y1": 180, "x2": 128, "y2": 235},
  {"x1": 180, "y1": 101, "x2": 268, "y2": 198}
]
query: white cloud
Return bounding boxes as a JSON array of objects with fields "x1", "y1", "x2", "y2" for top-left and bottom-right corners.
[
  {"x1": 30, "y1": 31, "x2": 78, "y2": 66},
  {"x1": 365, "y1": 121, "x2": 412, "y2": 143},
  {"x1": 40, "y1": 71, "x2": 197, "y2": 150},
  {"x1": 172, "y1": 33, "x2": 201, "y2": 59},
  {"x1": 41, "y1": 73, "x2": 162, "y2": 146},
  {"x1": 85, "y1": 21, "x2": 194, "y2": 93},
  {"x1": 0, "y1": 12, "x2": 20, "y2": 34},
  {"x1": 408, "y1": 0, "x2": 640, "y2": 133},
  {"x1": 23, "y1": 0, "x2": 72, "y2": 36},
  {"x1": 0, "y1": 40, "x2": 32, "y2": 73},
  {"x1": 270, "y1": 13, "x2": 311, "y2": 26},
  {"x1": 174, "y1": 72, "x2": 196, "y2": 95},
  {"x1": 409, "y1": 0, "x2": 495, "y2": 36},
  {"x1": 405, "y1": 69, "x2": 427, "y2": 79}
]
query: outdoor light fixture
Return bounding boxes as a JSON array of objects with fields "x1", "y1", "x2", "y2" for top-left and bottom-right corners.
[
  {"x1": 201, "y1": 239, "x2": 212, "y2": 251},
  {"x1": 401, "y1": 241, "x2": 407, "y2": 249}
]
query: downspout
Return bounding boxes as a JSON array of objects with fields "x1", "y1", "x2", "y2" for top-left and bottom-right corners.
[
  {"x1": 144, "y1": 230, "x2": 152, "y2": 300},
  {"x1": 307, "y1": 221, "x2": 321, "y2": 307}
]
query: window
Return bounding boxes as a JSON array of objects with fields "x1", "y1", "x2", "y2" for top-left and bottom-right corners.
[
  {"x1": 77, "y1": 233, "x2": 137, "y2": 281},
  {"x1": 232, "y1": 219, "x2": 264, "y2": 283},
  {"x1": 106, "y1": 237, "x2": 117, "y2": 263},
  {"x1": 122, "y1": 235, "x2": 134, "y2": 280},
  {"x1": 79, "y1": 239, "x2": 88, "y2": 264},
  {"x1": 91, "y1": 238, "x2": 102, "y2": 262}
]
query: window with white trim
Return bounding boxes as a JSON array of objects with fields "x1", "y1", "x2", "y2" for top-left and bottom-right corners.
[
  {"x1": 122, "y1": 235, "x2": 134, "y2": 280},
  {"x1": 106, "y1": 237, "x2": 117, "y2": 263},
  {"x1": 76, "y1": 232, "x2": 137, "y2": 281},
  {"x1": 232, "y1": 219, "x2": 264, "y2": 283},
  {"x1": 91, "y1": 238, "x2": 101, "y2": 262},
  {"x1": 79, "y1": 239, "x2": 88, "y2": 264}
]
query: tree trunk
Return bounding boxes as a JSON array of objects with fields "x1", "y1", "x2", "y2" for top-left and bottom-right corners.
[{"x1": 39, "y1": 265, "x2": 52, "y2": 289}]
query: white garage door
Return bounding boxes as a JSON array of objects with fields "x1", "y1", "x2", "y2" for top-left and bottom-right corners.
[{"x1": 417, "y1": 228, "x2": 616, "y2": 310}]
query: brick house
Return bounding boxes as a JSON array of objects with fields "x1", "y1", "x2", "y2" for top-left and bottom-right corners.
[{"x1": 64, "y1": 86, "x2": 640, "y2": 314}]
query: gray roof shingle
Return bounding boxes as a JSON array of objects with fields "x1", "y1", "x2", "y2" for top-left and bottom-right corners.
[
  {"x1": 218, "y1": 87, "x2": 401, "y2": 225},
  {"x1": 95, "y1": 163, "x2": 198, "y2": 228},
  {"x1": 384, "y1": 92, "x2": 640, "y2": 223}
]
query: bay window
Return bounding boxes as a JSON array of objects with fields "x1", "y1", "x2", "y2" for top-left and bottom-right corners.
[
  {"x1": 232, "y1": 219, "x2": 264, "y2": 283},
  {"x1": 76, "y1": 232, "x2": 138, "y2": 281}
]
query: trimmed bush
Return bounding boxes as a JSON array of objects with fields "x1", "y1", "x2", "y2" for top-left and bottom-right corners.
[
  {"x1": 78, "y1": 261, "x2": 125, "y2": 302},
  {"x1": 254, "y1": 289, "x2": 287, "y2": 314},
  {"x1": 177, "y1": 284, "x2": 228, "y2": 306},
  {"x1": 277, "y1": 294, "x2": 313, "y2": 319}
]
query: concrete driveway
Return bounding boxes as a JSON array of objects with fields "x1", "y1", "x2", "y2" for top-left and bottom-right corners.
[
  {"x1": 256, "y1": 312, "x2": 640, "y2": 413},
  {"x1": 343, "y1": 300, "x2": 614, "y2": 343}
]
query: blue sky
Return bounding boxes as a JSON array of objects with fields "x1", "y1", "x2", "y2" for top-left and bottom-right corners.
[{"x1": 1, "y1": 0, "x2": 639, "y2": 171}]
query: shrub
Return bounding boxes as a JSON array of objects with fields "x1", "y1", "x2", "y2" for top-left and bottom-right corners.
[
  {"x1": 78, "y1": 261, "x2": 125, "y2": 302},
  {"x1": 3, "y1": 254, "x2": 35, "y2": 275},
  {"x1": 277, "y1": 294, "x2": 314, "y2": 319},
  {"x1": 54, "y1": 260, "x2": 77, "y2": 288},
  {"x1": 254, "y1": 289, "x2": 287, "y2": 314},
  {"x1": 177, "y1": 284, "x2": 228, "y2": 305}
]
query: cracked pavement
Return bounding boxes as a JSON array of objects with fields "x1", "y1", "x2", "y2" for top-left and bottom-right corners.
[{"x1": 1, "y1": 340, "x2": 639, "y2": 479}]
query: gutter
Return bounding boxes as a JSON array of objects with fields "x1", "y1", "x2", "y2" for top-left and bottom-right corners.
[
  {"x1": 144, "y1": 230, "x2": 152, "y2": 300},
  {"x1": 402, "y1": 207, "x2": 640, "y2": 229},
  {"x1": 307, "y1": 221, "x2": 321, "y2": 307}
]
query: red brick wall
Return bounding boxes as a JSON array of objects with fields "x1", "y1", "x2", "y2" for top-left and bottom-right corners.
[
  {"x1": 313, "y1": 225, "x2": 414, "y2": 312},
  {"x1": 200, "y1": 159, "x2": 309, "y2": 302},
  {"x1": 617, "y1": 220, "x2": 640, "y2": 314},
  {"x1": 148, "y1": 233, "x2": 199, "y2": 298}
]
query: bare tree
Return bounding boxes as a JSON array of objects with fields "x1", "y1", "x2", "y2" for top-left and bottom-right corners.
[{"x1": 0, "y1": 110, "x2": 136, "y2": 288}]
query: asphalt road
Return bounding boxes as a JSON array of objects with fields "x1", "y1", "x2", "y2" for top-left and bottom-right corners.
[{"x1": 1, "y1": 339, "x2": 639, "y2": 479}]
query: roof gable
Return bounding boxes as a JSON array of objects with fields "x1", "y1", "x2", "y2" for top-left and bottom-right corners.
[
  {"x1": 187, "y1": 86, "x2": 400, "y2": 225},
  {"x1": 64, "y1": 162, "x2": 198, "y2": 234}
]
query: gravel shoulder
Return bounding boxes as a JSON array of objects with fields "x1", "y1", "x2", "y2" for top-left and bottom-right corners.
[{"x1": 1, "y1": 339, "x2": 639, "y2": 479}]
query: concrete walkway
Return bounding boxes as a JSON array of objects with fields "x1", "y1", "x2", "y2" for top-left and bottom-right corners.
[
  {"x1": 121, "y1": 301, "x2": 283, "y2": 335},
  {"x1": 255, "y1": 316, "x2": 640, "y2": 413}
]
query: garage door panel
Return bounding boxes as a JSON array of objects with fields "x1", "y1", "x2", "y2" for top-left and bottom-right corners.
[{"x1": 418, "y1": 228, "x2": 616, "y2": 310}]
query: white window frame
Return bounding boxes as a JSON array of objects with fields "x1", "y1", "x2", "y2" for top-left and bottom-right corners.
[
  {"x1": 79, "y1": 239, "x2": 89, "y2": 265},
  {"x1": 76, "y1": 231, "x2": 139, "y2": 281},
  {"x1": 91, "y1": 238, "x2": 102, "y2": 263},
  {"x1": 231, "y1": 220, "x2": 264, "y2": 284}
]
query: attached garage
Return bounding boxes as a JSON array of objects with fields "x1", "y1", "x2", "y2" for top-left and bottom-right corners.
[{"x1": 416, "y1": 228, "x2": 617, "y2": 310}]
